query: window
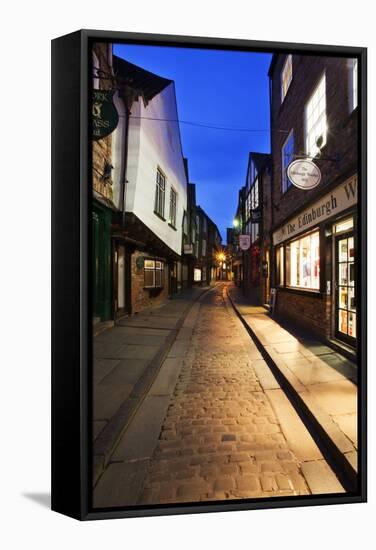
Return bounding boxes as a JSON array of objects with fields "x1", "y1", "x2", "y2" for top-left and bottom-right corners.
[
  {"x1": 246, "y1": 193, "x2": 251, "y2": 221},
  {"x1": 254, "y1": 179, "x2": 259, "y2": 209},
  {"x1": 202, "y1": 216, "x2": 208, "y2": 234},
  {"x1": 287, "y1": 231, "x2": 320, "y2": 290},
  {"x1": 250, "y1": 160, "x2": 258, "y2": 185},
  {"x1": 281, "y1": 55, "x2": 293, "y2": 102},
  {"x1": 154, "y1": 169, "x2": 166, "y2": 218},
  {"x1": 194, "y1": 268, "x2": 202, "y2": 282},
  {"x1": 282, "y1": 130, "x2": 294, "y2": 193},
  {"x1": 334, "y1": 217, "x2": 354, "y2": 234},
  {"x1": 276, "y1": 246, "x2": 284, "y2": 286},
  {"x1": 144, "y1": 259, "x2": 164, "y2": 289},
  {"x1": 202, "y1": 239, "x2": 207, "y2": 257},
  {"x1": 305, "y1": 75, "x2": 327, "y2": 157},
  {"x1": 182, "y1": 211, "x2": 188, "y2": 236},
  {"x1": 93, "y1": 52, "x2": 100, "y2": 88},
  {"x1": 251, "y1": 223, "x2": 260, "y2": 243},
  {"x1": 169, "y1": 187, "x2": 177, "y2": 228},
  {"x1": 349, "y1": 59, "x2": 358, "y2": 111}
]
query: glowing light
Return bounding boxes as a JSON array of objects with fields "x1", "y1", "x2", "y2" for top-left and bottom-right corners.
[{"x1": 233, "y1": 218, "x2": 239, "y2": 228}]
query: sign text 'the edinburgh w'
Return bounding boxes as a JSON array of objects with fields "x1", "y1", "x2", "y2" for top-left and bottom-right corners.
[{"x1": 92, "y1": 89, "x2": 119, "y2": 140}]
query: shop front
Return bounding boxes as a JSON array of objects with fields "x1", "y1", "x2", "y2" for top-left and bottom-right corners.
[
  {"x1": 92, "y1": 201, "x2": 112, "y2": 323},
  {"x1": 272, "y1": 175, "x2": 358, "y2": 350}
]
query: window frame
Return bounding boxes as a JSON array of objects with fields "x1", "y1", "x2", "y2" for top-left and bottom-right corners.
[
  {"x1": 286, "y1": 229, "x2": 321, "y2": 291},
  {"x1": 281, "y1": 54, "x2": 293, "y2": 103},
  {"x1": 349, "y1": 58, "x2": 358, "y2": 112},
  {"x1": 154, "y1": 168, "x2": 166, "y2": 219},
  {"x1": 168, "y1": 186, "x2": 177, "y2": 229},
  {"x1": 305, "y1": 73, "x2": 327, "y2": 158},
  {"x1": 144, "y1": 259, "x2": 165, "y2": 289},
  {"x1": 281, "y1": 129, "x2": 294, "y2": 193}
]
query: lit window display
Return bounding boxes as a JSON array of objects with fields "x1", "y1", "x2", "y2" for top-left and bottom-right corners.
[
  {"x1": 337, "y1": 235, "x2": 356, "y2": 339},
  {"x1": 194, "y1": 268, "x2": 202, "y2": 282},
  {"x1": 288, "y1": 231, "x2": 320, "y2": 289}
]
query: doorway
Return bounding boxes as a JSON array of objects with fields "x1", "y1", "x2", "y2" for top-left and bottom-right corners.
[{"x1": 335, "y1": 229, "x2": 356, "y2": 345}]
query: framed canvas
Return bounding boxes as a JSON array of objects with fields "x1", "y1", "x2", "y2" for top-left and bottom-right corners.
[{"x1": 51, "y1": 29, "x2": 367, "y2": 520}]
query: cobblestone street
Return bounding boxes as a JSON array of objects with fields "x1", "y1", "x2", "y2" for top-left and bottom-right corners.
[{"x1": 134, "y1": 283, "x2": 337, "y2": 505}]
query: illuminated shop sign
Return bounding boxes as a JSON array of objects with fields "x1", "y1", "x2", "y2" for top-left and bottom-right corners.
[{"x1": 273, "y1": 176, "x2": 357, "y2": 245}]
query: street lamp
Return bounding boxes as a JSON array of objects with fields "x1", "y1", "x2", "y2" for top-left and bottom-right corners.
[{"x1": 233, "y1": 218, "x2": 239, "y2": 228}]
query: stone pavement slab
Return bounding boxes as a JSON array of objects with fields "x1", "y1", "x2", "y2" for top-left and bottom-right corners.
[
  {"x1": 92, "y1": 284, "x2": 345, "y2": 507},
  {"x1": 92, "y1": 286, "x2": 210, "y2": 485},
  {"x1": 228, "y1": 284, "x2": 358, "y2": 476}
]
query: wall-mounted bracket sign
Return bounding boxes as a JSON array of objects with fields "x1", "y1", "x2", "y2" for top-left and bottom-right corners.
[
  {"x1": 92, "y1": 89, "x2": 119, "y2": 140},
  {"x1": 239, "y1": 234, "x2": 251, "y2": 251},
  {"x1": 287, "y1": 159, "x2": 321, "y2": 190}
]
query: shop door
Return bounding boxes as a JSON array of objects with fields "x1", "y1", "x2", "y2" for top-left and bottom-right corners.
[{"x1": 335, "y1": 232, "x2": 356, "y2": 345}]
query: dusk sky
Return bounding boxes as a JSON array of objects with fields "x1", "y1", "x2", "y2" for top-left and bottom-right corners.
[{"x1": 114, "y1": 44, "x2": 272, "y2": 240}]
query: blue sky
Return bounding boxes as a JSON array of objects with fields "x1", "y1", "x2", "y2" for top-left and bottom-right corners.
[{"x1": 114, "y1": 44, "x2": 272, "y2": 240}]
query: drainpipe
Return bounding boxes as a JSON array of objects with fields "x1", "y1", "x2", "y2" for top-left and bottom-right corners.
[{"x1": 121, "y1": 103, "x2": 131, "y2": 227}]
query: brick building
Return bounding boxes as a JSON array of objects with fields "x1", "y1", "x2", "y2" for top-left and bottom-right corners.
[
  {"x1": 231, "y1": 152, "x2": 272, "y2": 305},
  {"x1": 193, "y1": 206, "x2": 222, "y2": 285},
  {"x1": 269, "y1": 53, "x2": 358, "y2": 351},
  {"x1": 243, "y1": 152, "x2": 272, "y2": 305}
]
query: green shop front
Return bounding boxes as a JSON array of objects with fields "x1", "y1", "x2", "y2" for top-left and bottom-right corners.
[{"x1": 92, "y1": 199, "x2": 112, "y2": 322}]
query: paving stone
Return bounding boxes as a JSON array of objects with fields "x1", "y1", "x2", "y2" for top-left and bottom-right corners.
[
  {"x1": 103, "y1": 284, "x2": 343, "y2": 507},
  {"x1": 236, "y1": 475, "x2": 260, "y2": 491},
  {"x1": 214, "y1": 477, "x2": 236, "y2": 491}
]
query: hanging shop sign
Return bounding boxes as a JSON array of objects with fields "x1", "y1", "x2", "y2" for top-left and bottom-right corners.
[
  {"x1": 183, "y1": 244, "x2": 194, "y2": 255},
  {"x1": 239, "y1": 234, "x2": 251, "y2": 251},
  {"x1": 287, "y1": 159, "x2": 321, "y2": 190},
  {"x1": 92, "y1": 89, "x2": 119, "y2": 140},
  {"x1": 273, "y1": 176, "x2": 357, "y2": 245}
]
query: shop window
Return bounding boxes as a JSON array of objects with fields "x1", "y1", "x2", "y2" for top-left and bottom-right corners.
[
  {"x1": 154, "y1": 169, "x2": 166, "y2": 218},
  {"x1": 287, "y1": 231, "x2": 320, "y2": 290},
  {"x1": 276, "y1": 245, "x2": 284, "y2": 286},
  {"x1": 338, "y1": 235, "x2": 356, "y2": 339},
  {"x1": 305, "y1": 75, "x2": 327, "y2": 157},
  {"x1": 144, "y1": 259, "x2": 164, "y2": 289},
  {"x1": 281, "y1": 54, "x2": 293, "y2": 102},
  {"x1": 169, "y1": 187, "x2": 177, "y2": 228},
  {"x1": 282, "y1": 130, "x2": 294, "y2": 193},
  {"x1": 194, "y1": 268, "x2": 202, "y2": 282}
]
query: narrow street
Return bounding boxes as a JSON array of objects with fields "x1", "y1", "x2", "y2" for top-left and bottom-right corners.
[{"x1": 94, "y1": 283, "x2": 345, "y2": 507}]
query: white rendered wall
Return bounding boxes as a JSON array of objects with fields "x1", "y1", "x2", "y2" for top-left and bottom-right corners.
[{"x1": 126, "y1": 82, "x2": 187, "y2": 256}]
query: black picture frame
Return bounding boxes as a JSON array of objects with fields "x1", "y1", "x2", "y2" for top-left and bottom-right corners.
[{"x1": 51, "y1": 29, "x2": 367, "y2": 520}]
